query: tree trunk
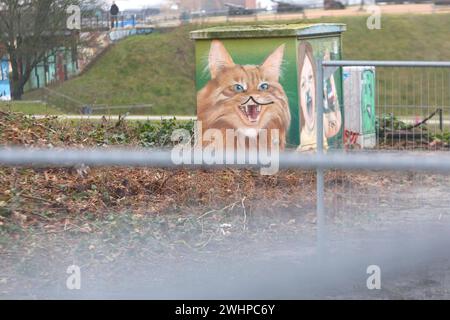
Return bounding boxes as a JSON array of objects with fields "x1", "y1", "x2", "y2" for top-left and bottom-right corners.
[
  {"x1": 12, "y1": 81, "x2": 24, "y2": 100},
  {"x1": 9, "y1": 50, "x2": 25, "y2": 100}
]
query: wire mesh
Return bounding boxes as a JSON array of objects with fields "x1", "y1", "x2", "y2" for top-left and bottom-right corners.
[
  {"x1": 375, "y1": 66, "x2": 450, "y2": 151},
  {"x1": 324, "y1": 61, "x2": 450, "y2": 231},
  {"x1": 2, "y1": 61, "x2": 450, "y2": 298}
]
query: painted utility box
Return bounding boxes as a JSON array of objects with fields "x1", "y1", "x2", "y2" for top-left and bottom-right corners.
[
  {"x1": 0, "y1": 56, "x2": 11, "y2": 101},
  {"x1": 343, "y1": 67, "x2": 376, "y2": 149},
  {"x1": 190, "y1": 23, "x2": 346, "y2": 150}
]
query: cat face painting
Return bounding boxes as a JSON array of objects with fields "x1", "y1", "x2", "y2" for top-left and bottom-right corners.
[{"x1": 197, "y1": 40, "x2": 291, "y2": 150}]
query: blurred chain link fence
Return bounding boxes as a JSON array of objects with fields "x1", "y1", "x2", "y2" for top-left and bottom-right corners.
[{"x1": 321, "y1": 61, "x2": 450, "y2": 243}]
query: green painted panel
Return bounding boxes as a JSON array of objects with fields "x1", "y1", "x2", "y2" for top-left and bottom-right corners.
[{"x1": 361, "y1": 69, "x2": 376, "y2": 135}]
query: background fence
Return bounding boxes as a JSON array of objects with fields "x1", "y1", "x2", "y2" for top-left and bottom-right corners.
[
  {"x1": 319, "y1": 60, "x2": 450, "y2": 248},
  {"x1": 322, "y1": 60, "x2": 450, "y2": 151}
]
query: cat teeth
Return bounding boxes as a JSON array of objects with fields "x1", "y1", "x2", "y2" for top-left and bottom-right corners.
[{"x1": 239, "y1": 104, "x2": 261, "y2": 121}]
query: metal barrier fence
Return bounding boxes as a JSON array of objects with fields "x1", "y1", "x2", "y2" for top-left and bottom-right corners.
[
  {"x1": 1, "y1": 60, "x2": 450, "y2": 249},
  {"x1": 0, "y1": 148, "x2": 450, "y2": 250},
  {"x1": 2, "y1": 148, "x2": 450, "y2": 171}
]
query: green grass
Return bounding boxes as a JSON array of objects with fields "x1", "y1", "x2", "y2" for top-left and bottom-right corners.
[
  {"x1": 22, "y1": 13, "x2": 450, "y2": 115},
  {"x1": 24, "y1": 27, "x2": 196, "y2": 115},
  {"x1": 0, "y1": 101, "x2": 63, "y2": 115},
  {"x1": 321, "y1": 14, "x2": 450, "y2": 61}
]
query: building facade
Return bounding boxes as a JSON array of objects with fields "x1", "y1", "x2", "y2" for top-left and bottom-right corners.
[{"x1": 179, "y1": 0, "x2": 256, "y2": 11}]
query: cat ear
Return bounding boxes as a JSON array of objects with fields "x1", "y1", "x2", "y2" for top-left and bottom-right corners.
[
  {"x1": 261, "y1": 44, "x2": 285, "y2": 80},
  {"x1": 209, "y1": 40, "x2": 235, "y2": 79}
]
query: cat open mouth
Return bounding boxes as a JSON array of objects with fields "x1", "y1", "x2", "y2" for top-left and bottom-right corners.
[
  {"x1": 239, "y1": 97, "x2": 274, "y2": 123},
  {"x1": 239, "y1": 104, "x2": 262, "y2": 123}
]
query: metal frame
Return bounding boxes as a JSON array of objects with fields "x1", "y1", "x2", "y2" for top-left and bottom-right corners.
[
  {"x1": 2, "y1": 60, "x2": 450, "y2": 250},
  {"x1": 322, "y1": 60, "x2": 450, "y2": 68},
  {"x1": 2, "y1": 148, "x2": 450, "y2": 171}
]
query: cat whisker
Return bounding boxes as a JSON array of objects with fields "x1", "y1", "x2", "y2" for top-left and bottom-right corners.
[{"x1": 240, "y1": 96, "x2": 274, "y2": 106}]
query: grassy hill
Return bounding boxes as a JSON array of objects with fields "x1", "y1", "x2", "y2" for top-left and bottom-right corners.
[
  {"x1": 24, "y1": 13, "x2": 450, "y2": 115},
  {"x1": 0, "y1": 101, "x2": 63, "y2": 115},
  {"x1": 24, "y1": 27, "x2": 196, "y2": 115}
]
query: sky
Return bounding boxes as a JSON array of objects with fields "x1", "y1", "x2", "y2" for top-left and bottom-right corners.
[{"x1": 111, "y1": 0, "x2": 164, "y2": 10}]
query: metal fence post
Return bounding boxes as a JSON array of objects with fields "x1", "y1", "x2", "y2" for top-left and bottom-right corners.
[
  {"x1": 317, "y1": 59, "x2": 324, "y2": 154},
  {"x1": 316, "y1": 59, "x2": 326, "y2": 253}
]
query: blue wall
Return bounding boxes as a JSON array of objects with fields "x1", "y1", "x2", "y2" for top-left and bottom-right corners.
[
  {"x1": 25, "y1": 47, "x2": 78, "y2": 92},
  {"x1": 0, "y1": 56, "x2": 11, "y2": 101}
]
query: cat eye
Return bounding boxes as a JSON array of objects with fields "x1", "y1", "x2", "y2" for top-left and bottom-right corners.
[
  {"x1": 233, "y1": 84, "x2": 245, "y2": 93},
  {"x1": 259, "y1": 83, "x2": 270, "y2": 91}
]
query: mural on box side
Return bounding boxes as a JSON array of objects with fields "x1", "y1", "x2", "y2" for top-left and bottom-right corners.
[
  {"x1": 342, "y1": 66, "x2": 376, "y2": 149},
  {"x1": 361, "y1": 69, "x2": 375, "y2": 135},
  {"x1": 297, "y1": 41, "x2": 342, "y2": 151}
]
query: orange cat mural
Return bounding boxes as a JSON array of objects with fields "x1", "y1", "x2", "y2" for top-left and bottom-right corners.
[{"x1": 197, "y1": 40, "x2": 291, "y2": 150}]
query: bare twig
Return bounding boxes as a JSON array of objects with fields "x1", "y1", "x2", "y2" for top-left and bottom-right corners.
[
  {"x1": 28, "y1": 211, "x2": 53, "y2": 221},
  {"x1": 20, "y1": 194, "x2": 56, "y2": 205},
  {"x1": 241, "y1": 196, "x2": 247, "y2": 231},
  {"x1": 195, "y1": 234, "x2": 214, "y2": 249},
  {"x1": 197, "y1": 199, "x2": 240, "y2": 220}
]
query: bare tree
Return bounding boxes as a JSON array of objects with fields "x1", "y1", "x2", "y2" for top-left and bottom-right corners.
[{"x1": 0, "y1": 0, "x2": 98, "y2": 99}]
